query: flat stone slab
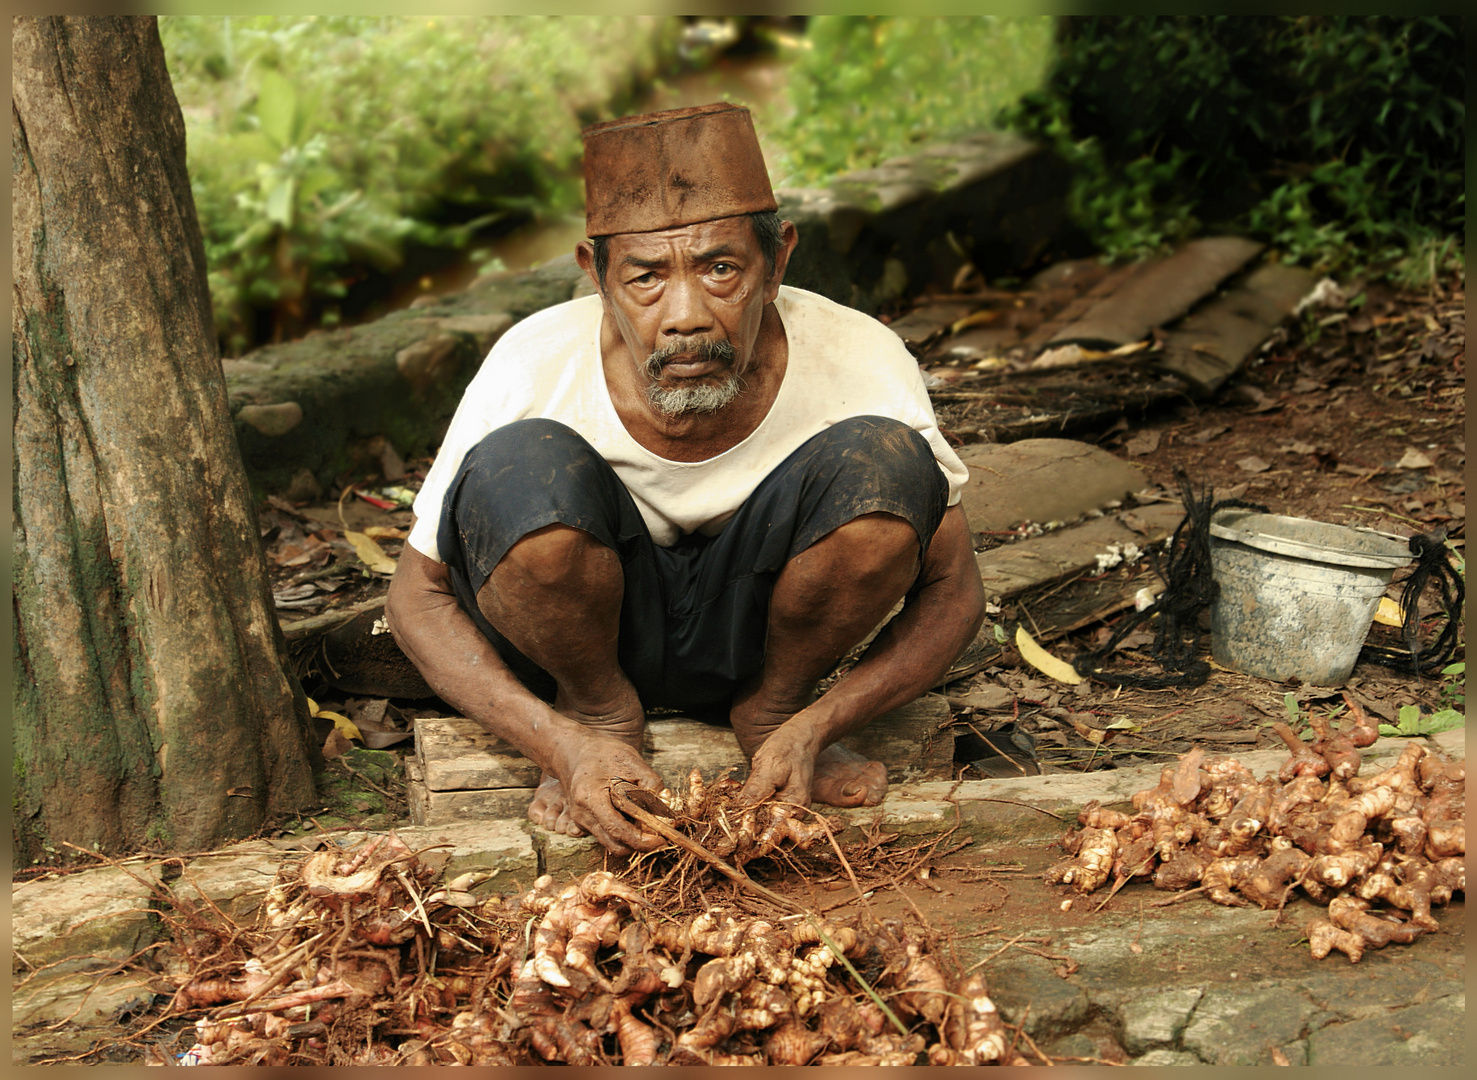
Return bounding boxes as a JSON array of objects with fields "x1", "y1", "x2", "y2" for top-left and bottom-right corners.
[
  {"x1": 166, "y1": 846, "x2": 284, "y2": 922},
  {"x1": 13, "y1": 969, "x2": 157, "y2": 1031},
  {"x1": 12, "y1": 865, "x2": 161, "y2": 978},
  {"x1": 957, "y1": 438, "x2": 1145, "y2": 532},
  {"x1": 1305, "y1": 992, "x2": 1466, "y2": 1066}
]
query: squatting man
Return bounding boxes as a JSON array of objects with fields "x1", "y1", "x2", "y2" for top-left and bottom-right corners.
[{"x1": 386, "y1": 103, "x2": 985, "y2": 854}]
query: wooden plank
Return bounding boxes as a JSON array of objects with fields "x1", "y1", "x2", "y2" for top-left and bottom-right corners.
[
  {"x1": 1046, "y1": 237, "x2": 1265, "y2": 349},
  {"x1": 974, "y1": 502, "x2": 1185, "y2": 602},
  {"x1": 1014, "y1": 565, "x2": 1160, "y2": 643},
  {"x1": 1154, "y1": 262, "x2": 1317, "y2": 395},
  {"x1": 887, "y1": 302, "x2": 973, "y2": 350}
]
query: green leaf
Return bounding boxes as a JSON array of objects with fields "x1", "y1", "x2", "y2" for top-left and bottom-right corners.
[
  {"x1": 1422, "y1": 709, "x2": 1465, "y2": 733},
  {"x1": 1377, "y1": 723, "x2": 1402, "y2": 737},
  {"x1": 265, "y1": 176, "x2": 296, "y2": 228},
  {"x1": 255, "y1": 69, "x2": 298, "y2": 150},
  {"x1": 1283, "y1": 693, "x2": 1301, "y2": 723},
  {"x1": 1397, "y1": 704, "x2": 1422, "y2": 735}
]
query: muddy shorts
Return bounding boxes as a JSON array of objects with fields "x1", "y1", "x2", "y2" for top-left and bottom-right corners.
[{"x1": 435, "y1": 415, "x2": 948, "y2": 717}]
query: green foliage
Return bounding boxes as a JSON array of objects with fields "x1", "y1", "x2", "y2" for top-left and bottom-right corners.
[
  {"x1": 162, "y1": 16, "x2": 680, "y2": 354},
  {"x1": 1439, "y1": 661, "x2": 1465, "y2": 710},
  {"x1": 765, "y1": 16, "x2": 1054, "y2": 187},
  {"x1": 1379, "y1": 704, "x2": 1464, "y2": 738},
  {"x1": 1000, "y1": 16, "x2": 1465, "y2": 276}
]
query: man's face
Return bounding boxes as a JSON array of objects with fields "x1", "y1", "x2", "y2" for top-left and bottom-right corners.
[{"x1": 582, "y1": 217, "x2": 792, "y2": 418}]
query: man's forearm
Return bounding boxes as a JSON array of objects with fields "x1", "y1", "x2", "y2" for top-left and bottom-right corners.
[{"x1": 385, "y1": 546, "x2": 581, "y2": 778}]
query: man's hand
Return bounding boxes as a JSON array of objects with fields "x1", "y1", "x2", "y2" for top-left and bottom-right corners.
[
  {"x1": 554, "y1": 735, "x2": 668, "y2": 854},
  {"x1": 737, "y1": 715, "x2": 823, "y2": 807}
]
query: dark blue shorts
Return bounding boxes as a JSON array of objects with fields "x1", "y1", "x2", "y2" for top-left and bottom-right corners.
[{"x1": 436, "y1": 415, "x2": 948, "y2": 717}]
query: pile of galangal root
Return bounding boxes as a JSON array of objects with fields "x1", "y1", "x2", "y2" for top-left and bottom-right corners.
[
  {"x1": 1046, "y1": 694, "x2": 1465, "y2": 962},
  {"x1": 160, "y1": 769, "x2": 1028, "y2": 1067}
]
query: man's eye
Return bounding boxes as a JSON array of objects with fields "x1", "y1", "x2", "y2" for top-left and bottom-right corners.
[
  {"x1": 710, "y1": 262, "x2": 735, "y2": 277},
  {"x1": 631, "y1": 272, "x2": 657, "y2": 285}
]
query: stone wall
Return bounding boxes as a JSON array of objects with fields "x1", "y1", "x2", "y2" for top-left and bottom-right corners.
[{"x1": 225, "y1": 131, "x2": 1072, "y2": 496}]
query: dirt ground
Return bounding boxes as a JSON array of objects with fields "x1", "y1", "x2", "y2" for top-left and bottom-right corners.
[{"x1": 245, "y1": 263, "x2": 1464, "y2": 830}]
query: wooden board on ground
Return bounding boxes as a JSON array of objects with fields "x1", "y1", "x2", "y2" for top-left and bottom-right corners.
[
  {"x1": 1013, "y1": 563, "x2": 1160, "y2": 643},
  {"x1": 1046, "y1": 237, "x2": 1265, "y2": 349},
  {"x1": 408, "y1": 695, "x2": 953, "y2": 827},
  {"x1": 974, "y1": 501, "x2": 1185, "y2": 603},
  {"x1": 1152, "y1": 262, "x2": 1318, "y2": 395}
]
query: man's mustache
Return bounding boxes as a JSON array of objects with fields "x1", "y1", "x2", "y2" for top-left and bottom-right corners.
[{"x1": 643, "y1": 337, "x2": 736, "y2": 379}]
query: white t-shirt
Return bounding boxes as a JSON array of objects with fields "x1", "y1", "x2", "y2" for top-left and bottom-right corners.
[{"x1": 408, "y1": 285, "x2": 967, "y2": 561}]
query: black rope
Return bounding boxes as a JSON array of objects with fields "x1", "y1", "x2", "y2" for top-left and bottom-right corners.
[
  {"x1": 1358, "y1": 525, "x2": 1465, "y2": 676},
  {"x1": 1071, "y1": 469, "x2": 1264, "y2": 690},
  {"x1": 1070, "y1": 470, "x2": 1465, "y2": 687}
]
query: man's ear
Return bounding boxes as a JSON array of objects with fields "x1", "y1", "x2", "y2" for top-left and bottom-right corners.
[
  {"x1": 575, "y1": 240, "x2": 603, "y2": 295},
  {"x1": 763, "y1": 221, "x2": 800, "y2": 304}
]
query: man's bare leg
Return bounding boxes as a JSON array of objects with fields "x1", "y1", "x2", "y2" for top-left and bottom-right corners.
[
  {"x1": 476, "y1": 523, "x2": 643, "y2": 835},
  {"x1": 730, "y1": 512, "x2": 920, "y2": 807}
]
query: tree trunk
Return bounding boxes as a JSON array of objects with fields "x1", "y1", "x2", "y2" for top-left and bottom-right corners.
[{"x1": 12, "y1": 15, "x2": 316, "y2": 864}]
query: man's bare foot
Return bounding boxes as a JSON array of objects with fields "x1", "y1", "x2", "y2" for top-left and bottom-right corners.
[
  {"x1": 528, "y1": 773, "x2": 585, "y2": 835},
  {"x1": 811, "y1": 742, "x2": 888, "y2": 807}
]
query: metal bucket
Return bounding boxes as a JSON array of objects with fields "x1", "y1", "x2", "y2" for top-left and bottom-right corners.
[{"x1": 1208, "y1": 511, "x2": 1412, "y2": 685}]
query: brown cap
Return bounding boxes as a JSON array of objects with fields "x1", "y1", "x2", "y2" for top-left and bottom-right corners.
[{"x1": 582, "y1": 102, "x2": 777, "y2": 237}]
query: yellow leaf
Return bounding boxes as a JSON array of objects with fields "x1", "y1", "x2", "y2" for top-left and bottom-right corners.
[
  {"x1": 362, "y1": 526, "x2": 407, "y2": 540},
  {"x1": 1015, "y1": 625, "x2": 1082, "y2": 684},
  {"x1": 318, "y1": 710, "x2": 362, "y2": 742},
  {"x1": 345, "y1": 530, "x2": 397, "y2": 574},
  {"x1": 949, "y1": 308, "x2": 1004, "y2": 334},
  {"x1": 1372, "y1": 597, "x2": 1405, "y2": 627},
  {"x1": 306, "y1": 696, "x2": 320, "y2": 716}
]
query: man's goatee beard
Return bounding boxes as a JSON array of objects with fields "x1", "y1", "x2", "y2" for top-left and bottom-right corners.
[{"x1": 643, "y1": 337, "x2": 741, "y2": 417}]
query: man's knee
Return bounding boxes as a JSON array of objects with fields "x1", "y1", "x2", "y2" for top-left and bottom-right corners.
[
  {"x1": 456, "y1": 418, "x2": 602, "y2": 488},
  {"x1": 495, "y1": 523, "x2": 620, "y2": 592},
  {"x1": 814, "y1": 415, "x2": 945, "y2": 498}
]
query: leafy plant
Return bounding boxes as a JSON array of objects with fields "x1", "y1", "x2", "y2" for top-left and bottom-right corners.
[
  {"x1": 1379, "y1": 704, "x2": 1464, "y2": 738},
  {"x1": 999, "y1": 16, "x2": 1465, "y2": 277},
  {"x1": 163, "y1": 16, "x2": 683, "y2": 354},
  {"x1": 764, "y1": 16, "x2": 1055, "y2": 187}
]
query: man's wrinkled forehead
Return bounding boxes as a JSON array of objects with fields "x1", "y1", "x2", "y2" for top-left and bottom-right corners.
[{"x1": 608, "y1": 217, "x2": 757, "y2": 267}]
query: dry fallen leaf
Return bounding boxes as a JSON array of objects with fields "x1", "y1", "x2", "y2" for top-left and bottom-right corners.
[
  {"x1": 322, "y1": 727, "x2": 355, "y2": 760},
  {"x1": 308, "y1": 697, "x2": 362, "y2": 742},
  {"x1": 362, "y1": 526, "x2": 408, "y2": 540},
  {"x1": 1372, "y1": 597, "x2": 1406, "y2": 627},
  {"x1": 1396, "y1": 447, "x2": 1435, "y2": 470},
  {"x1": 1016, "y1": 626, "x2": 1082, "y2": 685},
  {"x1": 1125, "y1": 431, "x2": 1161, "y2": 456},
  {"x1": 1236, "y1": 455, "x2": 1272, "y2": 473},
  {"x1": 345, "y1": 530, "x2": 398, "y2": 574}
]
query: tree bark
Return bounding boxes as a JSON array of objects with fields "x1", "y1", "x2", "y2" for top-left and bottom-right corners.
[{"x1": 12, "y1": 16, "x2": 316, "y2": 863}]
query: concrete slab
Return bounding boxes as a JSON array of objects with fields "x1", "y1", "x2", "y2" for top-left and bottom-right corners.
[
  {"x1": 167, "y1": 847, "x2": 283, "y2": 921},
  {"x1": 12, "y1": 969, "x2": 157, "y2": 1030},
  {"x1": 392, "y1": 819, "x2": 539, "y2": 883},
  {"x1": 12, "y1": 865, "x2": 161, "y2": 977},
  {"x1": 957, "y1": 438, "x2": 1145, "y2": 532}
]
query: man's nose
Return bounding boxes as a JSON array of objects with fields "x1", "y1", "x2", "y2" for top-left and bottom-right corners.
[{"x1": 660, "y1": 275, "x2": 713, "y2": 339}]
